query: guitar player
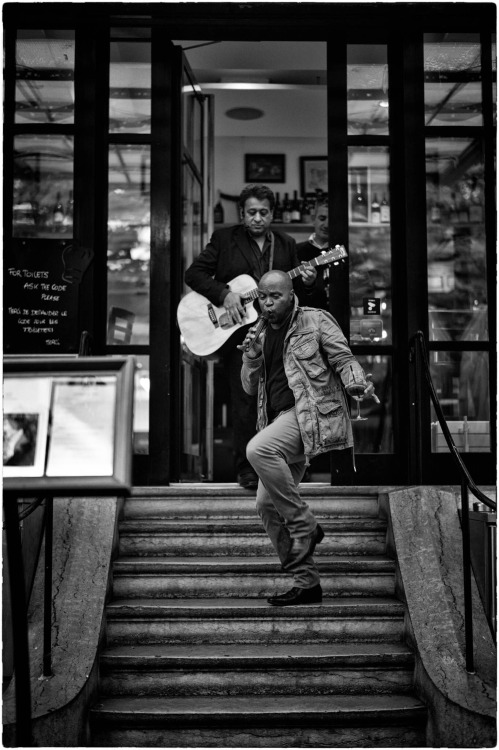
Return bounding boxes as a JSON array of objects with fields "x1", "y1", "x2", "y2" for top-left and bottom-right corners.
[{"x1": 184, "y1": 184, "x2": 318, "y2": 490}]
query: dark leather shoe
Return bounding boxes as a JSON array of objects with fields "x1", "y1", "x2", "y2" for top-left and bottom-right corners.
[
  {"x1": 267, "y1": 584, "x2": 322, "y2": 606},
  {"x1": 237, "y1": 470, "x2": 258, "y2": 490},
  {"x1": 282, "y1": 524, "x2": 325, "y2": 570}
]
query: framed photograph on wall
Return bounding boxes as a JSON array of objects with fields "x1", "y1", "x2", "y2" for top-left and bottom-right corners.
[
  {"x1": 245, "y1": 154, "x2": 285, "y2": 183},
  {"x1": 300, "y1": 156, "x2": 328, "y2": 195}
]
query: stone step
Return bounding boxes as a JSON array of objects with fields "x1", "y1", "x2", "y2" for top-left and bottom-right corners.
[
  {"x1": 105, "y1": 597, "x2": 406, "y2": 645},
  {"x1": 90, "y1": 693, "x2": 427, "y2": 748},
  {"x1": 118, "y1": 518, "x2": 387, "y2": 557},
  {"x1": 125, "y1": 489, "x2": 381, "y2": 521},
  {"x1": 99, "y1": 642, "x2": 415, "y2": 697},
  {"x1": 111, "y1": 555, "x2": 396, "y2": 598}
]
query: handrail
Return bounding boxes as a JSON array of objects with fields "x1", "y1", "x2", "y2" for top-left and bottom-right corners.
[{"x1": 410, "y1": 330, "x2": 496, "y2": 673}]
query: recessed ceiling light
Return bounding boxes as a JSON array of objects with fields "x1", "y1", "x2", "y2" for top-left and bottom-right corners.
[{"x1": 226, "y1": 107, "x2": 264, "y2": 120}]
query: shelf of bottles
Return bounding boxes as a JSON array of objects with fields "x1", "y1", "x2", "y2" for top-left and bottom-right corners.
[{"x1": 214, "y1": 189, "x2": 326, "y2": 230}]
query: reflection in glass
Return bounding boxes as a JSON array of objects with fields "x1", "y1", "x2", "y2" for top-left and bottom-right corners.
[
  {"x1": 350, "y1": 355, "x2": 393, "y2": 453},
  {"x1": 181, "y1": 163, "x2": 203, "y2": 294},
  {"x1": 348, "y1": 147, "x2": 391, "y2": 344},
  {"x1": 182, "y1": 68, "x2": 203, "y2": 172},
  {"x1": 107, "y1": 145, "x2": 150, "y2": 345},
  {"x1": 15, "y1": 30, "x2": 75, "y2": 125},
  {"x1": 133, "y1": 354, "x2": 149, "y2": 454},
  {"x1": 426, "y1": 138, "x2": 488, "y2": 342},
  {"x1": 424, "y1": 33, "x2": 482, "y2": 126},
  {"x1": 347, "y1": 45, "x2": 388, "y2": 135},
  {"x1": 13, "y1": 134, "x2": 74, "y2": 238},
  {"x1": 109, "y1": 42, "x2": 151, "y2": 133},
  {"x1": 430, "y1": 350, "x2": 490, "y2": 452}
]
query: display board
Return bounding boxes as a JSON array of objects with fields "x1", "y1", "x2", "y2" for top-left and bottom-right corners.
[
  {"x1": 4, "y1": 240, "x2": 93, "y2": 354},
  {"x1": 3, "y1": 357, "x2": 135, "y2": 494}
]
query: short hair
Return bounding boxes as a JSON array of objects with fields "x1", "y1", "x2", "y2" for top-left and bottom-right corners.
[
  {"x1": 239, "y1": 184, "x2": 276, "y2": 211},
  {"x1": 315, "y1": 196, "x2": 328, "y2": 213}
]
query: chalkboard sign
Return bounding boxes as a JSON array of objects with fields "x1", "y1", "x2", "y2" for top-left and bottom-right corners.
[{"x1": 4, "y1": 240, "x2": 93, "y2": 354}]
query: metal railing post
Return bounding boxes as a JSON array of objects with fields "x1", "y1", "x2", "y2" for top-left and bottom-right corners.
[
  {"x1": 43, "y1": 496, "x2": 54, "y2": 676},
  {"x1": 461, "y1": 479, "x2": 475, "y2": 673}
]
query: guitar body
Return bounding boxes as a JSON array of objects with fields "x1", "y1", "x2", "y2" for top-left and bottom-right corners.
[{"x1": 177, "y1": 274, "x2": 259, "y2": 356}]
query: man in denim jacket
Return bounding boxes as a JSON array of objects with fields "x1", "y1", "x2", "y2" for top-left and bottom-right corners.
[{"x1": 240, "y1": 270, "x2": 375, "y2": 606}]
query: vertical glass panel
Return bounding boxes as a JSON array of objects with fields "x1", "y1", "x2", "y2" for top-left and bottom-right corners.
[
  {"x1": 430, "y1": 351, "x2": 490, "y2": 452},
  {"x1": 13, "y1": 134, "x2": 74, "y2": 238},
  {"x1": 181, "y1": 163, "x2": 203, "y2": 295},
  {"x1": 424, "y1": 33, "x2": 482, "y2": 126},
  {"x1": 348, "y1": 147, "x2": 392, "y2": 344},
  {"x1": 349, "y1": 355, "x2": 393, "y2": 453},
  {"x1": 109, "y1": 42, "x2": 151, "y2": 133},
  {"x1": 182, "y1": 68, "x2": 203, "y2": 172},
  {"x1": 133, "y1": 354, "x2": 149, "y2": 454},
  {"x1": 493, "y1": 33, "x2": 497, "y2": 126},
  {"x1": 347, "y1": 45, "x2": 388, "y2": 135},
  {"x1": 107, "y1": 144, "x2": 150, "y2": 345},
  {"x1": 426, "y1": 138, "x2": 488, "y2": 342},
  {"x1": 15, "y1": 30, "x2": 75, "y2": 125}
]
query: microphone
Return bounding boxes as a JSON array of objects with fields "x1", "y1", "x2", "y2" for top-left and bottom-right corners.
[{"x1": 237, "y1": 314, "x2": 268, "y2": 352}]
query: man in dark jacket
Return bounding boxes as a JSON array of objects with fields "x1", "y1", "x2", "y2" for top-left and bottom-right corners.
[{"x1": 185, "y1": 184, "x2": 317, "y2": 489}]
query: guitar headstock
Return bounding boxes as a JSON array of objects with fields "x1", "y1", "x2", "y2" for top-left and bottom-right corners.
[{"x1": 317, "y1": 244, "x2": 348, "y2": 266}]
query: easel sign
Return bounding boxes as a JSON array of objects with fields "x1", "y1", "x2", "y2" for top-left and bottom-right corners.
[{"x1": 3, "y1": 356, "x2": 135, "y2": 495}]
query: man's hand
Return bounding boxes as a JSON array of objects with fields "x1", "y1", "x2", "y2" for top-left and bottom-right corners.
[
  {"x1": 346, "y1": 381, "x2": 379, "y2": 402},
  {"x1": 299, "y1": 261, "x2": 317, "y2": 287},
  {"x1": 237, "y1": 321, "x2": 264, "y2": 357},
  {"x1": 223, "y1": 291, "x2": 246, "y2": 324}
]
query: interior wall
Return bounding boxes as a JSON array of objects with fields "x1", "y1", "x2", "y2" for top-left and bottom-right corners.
[{"x1": 214, "y1": 135, "x2": 327, "y2": 224}]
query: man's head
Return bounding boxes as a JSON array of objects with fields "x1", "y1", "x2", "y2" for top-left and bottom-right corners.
[
  {"x1": 313, "y1": 198, "x2": 329, "y2": 245},
  {"x1": 239, "y1": 184, "x2": 275, "y2": 238},
  {"x1": 257, "y1": 270, "x2": 294, "y2": 326}
]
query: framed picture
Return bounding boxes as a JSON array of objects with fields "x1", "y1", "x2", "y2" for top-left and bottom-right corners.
[
  {"x1": 245, "y1": 154, "x2": 285, "y2": 183},
  {"x1": 300, "y1": 156, "x2": 328, "y2": 195}
]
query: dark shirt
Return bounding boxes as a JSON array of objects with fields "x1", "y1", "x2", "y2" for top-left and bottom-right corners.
[
  {"x1": 246, "y1": 229, "x2": 273, "y2": 281},
  {"x1": 264, "y1": 315, "x2": 295, "y2": 420}
]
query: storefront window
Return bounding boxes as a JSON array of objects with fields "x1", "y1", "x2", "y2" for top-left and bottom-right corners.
[
  {"x1": 424, "y1": 33, "x2": 482, "y2": 126},
  {"x1": 348, "y1": 146, "x2": 392, "y2": 345},
  {"x1": 107, "y1": 144, "x2": 150, "y2": 345},
  {"x1": 13, "y1": 134, "x2": 74, "y2": 238},
  {"x1": 350, "y1": 355, "x2": 393, "y2": 454},
  {"x1": 347, "y1": 45, "x2": 388, "y2": 136},
  {"x1": 15, "y1": 30, "x2": 75, "y2": 125},
  {"x1": 430, "y1": 350, "x2": 490, "y2": 452},
  {"x1": 109, "y1": 41, "x2": 151, "y2": 133},
  {"x1": 425, "y1": 138, "x2": 487, "y2": 342}
]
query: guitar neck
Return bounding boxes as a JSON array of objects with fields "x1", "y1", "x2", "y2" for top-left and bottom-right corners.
[{"x1": 288, "y1": 256, "x2": 322, "y2": 280}]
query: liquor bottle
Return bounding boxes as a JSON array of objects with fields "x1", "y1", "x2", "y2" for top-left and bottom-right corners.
[
  {"x1": 282, "y1": 192, "x2": 292, "y2": 223},
  {"x1": 291, "y1": 190, "x2": 302, "y2": 222},
  {"x1": 449, "y1": 192, "x2": 459, "y2": 224},
  {"x1": 371, "y1": 193, "x2": 381, "y2": 223},
  {"x1": 273, "y1": 192, "x2": 283, "y2": 223},
  {"x1": 214, "y1": 192, "x2": 224, "y2": 223},
  {"x1": 380, "y1": 193, "x2": 390, "y2": 223},
  {"x1": 457, "y1": 193, "x2": 469, "y2": 224},
  {"x1": 301, "y1": 194, "x2": 313, "y2": 224},
  {"x1": 351, "y1": 174, "x2": 368, "y2": 222},
  {"x1": 53, "y1": 191, "x2": 64, "y2": 229},
  {"x1": 469, "y1": 181, "x2": 483, "y2": 223},
  {"x1": 63, "y1": 189, "x2": 74, "y2": 226},
  {"x1": 429, "y1": 199, "x2": 441, "y2": 224}
]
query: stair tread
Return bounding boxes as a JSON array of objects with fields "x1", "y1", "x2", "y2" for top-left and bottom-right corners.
[
  {"x1": 101, "y1": 641, "x2": 414, "y2": 661},
  {"x1": 92, "y1": 692, "x2": 426, "y2": 716},
  {"x1": 130, "y1": 484, "x2": 384, "y2": 498},
  {"x1": 114, "y1": 555, "x2": 394, "y2": 567},
  {"x1": 120, "y1": 518, "x2": 387, "y2": 532}
]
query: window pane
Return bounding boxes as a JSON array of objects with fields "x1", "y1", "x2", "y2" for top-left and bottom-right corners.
[
  {"x1": 430, "y1": 350, "x2": 490, "y2": 452},
  {"x1": 347, "y1": 45, "x2": 388, "y2": 136},
  {"x1": 349, "y1": 355, "x2": 393, "y2": 453},
  {"x1": 348, "y1": 147, "x2": 392, "y2": 345},
  {"x1": 424, "y1": 33, "x2": 482, "y2": 126},
  {"x1": 15, "y1": 30, "x2": 75, "y2": 125},
  {"x1": 107, "y1": 145, "x2": 150, "y2": 345},
  {"x1": 182, "y1": 67, "x2": 203, "y2": 172},
  {"x1": 426, "y1": 138, "x2": 488, "y2": 342},
  {"x1": 13, "y1": 134, "x2": 74, "y2": 238},
  {"x1": 109, "y1": 41, "x2": 151, "y2": 133},
  {"x1": 133, "y1": 354, "x2": 149, "y2": 454}
]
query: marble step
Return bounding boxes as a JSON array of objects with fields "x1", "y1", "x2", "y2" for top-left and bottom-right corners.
[
  {"x1": 90, "y1": 693, "x2": 427, "y2": 748},
  {"x1": 111, "y1": 555, "x2": 396, "y2": 598},
  {"x1": 118, "y1": 518, "x2": 387, "y2": 557},
  {"x1": 99, "y1": 642, "x2": 415, "y2": 697},
  {"x1": 125, "y1": 489, "x2": 381, "y2": 521},
  {"x1": 105, "y1": 597, "x2": 406, "y2": 645}
]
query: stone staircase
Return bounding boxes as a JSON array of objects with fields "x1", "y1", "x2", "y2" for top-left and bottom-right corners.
[{"x1": 90, "y1": 485, "x2": 427, "y2": 747}]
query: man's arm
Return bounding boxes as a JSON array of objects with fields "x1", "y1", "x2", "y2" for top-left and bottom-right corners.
[{"x1": 317, "y1": 311, "x2": 374, "y2": 396}]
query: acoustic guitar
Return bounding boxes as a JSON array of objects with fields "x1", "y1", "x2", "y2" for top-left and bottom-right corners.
[{"x1": 177, "y1": 245, "x2": 347, "y2": 356}]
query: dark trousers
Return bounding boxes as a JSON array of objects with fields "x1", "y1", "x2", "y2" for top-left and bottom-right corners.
[{"x1": 221, "y1": 326, "x2": 258, "y2": 475}]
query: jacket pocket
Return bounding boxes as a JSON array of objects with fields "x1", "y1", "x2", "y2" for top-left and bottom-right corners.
[
  {"x1": 315, "y1": 399, "x2": 347, "y2": 445},
  {"x1": 292, "y1": 336, "x2": 327, "y2": 378}
]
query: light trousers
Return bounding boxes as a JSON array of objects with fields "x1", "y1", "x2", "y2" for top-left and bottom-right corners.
[{"x1": 246, "y1": 407, "x2": 320, "y2": 589}]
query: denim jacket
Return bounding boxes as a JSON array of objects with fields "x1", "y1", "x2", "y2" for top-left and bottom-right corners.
[{"x1": 241, "y1": 298, "x2": 367, "y2": 459}]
